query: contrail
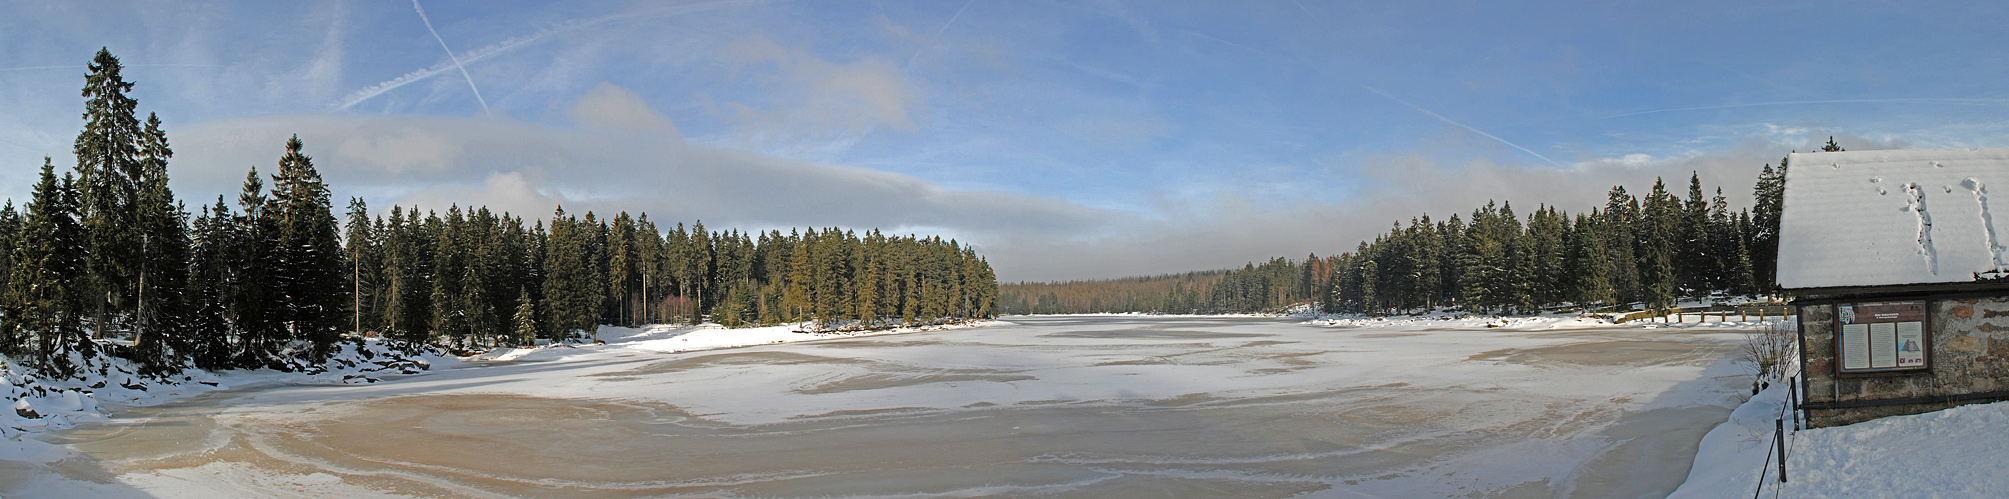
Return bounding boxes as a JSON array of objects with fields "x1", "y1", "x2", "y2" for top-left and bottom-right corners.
[
  {"x1": 412, "y1": 0, "x2": 490, "y2": 115},
  {"x1": 936, "y1": 0, "x2": 974, "y2": 36},
  {"x1": 1599, "y1": 98, "x2": 2009, "y2": 119},
  {"x1": 338, "y1": 0, "x2": 749, "y2": 111},
  {"x1": 908, "y1": 0, "x2": 976, "y2": 68},
  {"x1": 1361, "y1": 85, "x2": 1563, "y2": 168},
  {"x1": 0, "y1": 64, "x2": 223, "y2": 73},
  {"x1": 1290, "y1": 0, "x2": 1316, "y2": 17}
]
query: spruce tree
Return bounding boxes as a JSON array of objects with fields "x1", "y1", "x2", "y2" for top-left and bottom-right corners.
[
  {"x1": 1566, "y1": 212, "x2": 1614, "y2": 310},
  {"x1": 268, "y1": 136, "x2": 347, "y2": 363},
  {"x1": 74, "y1": 48, "x2": 154, "y2": 344},
  {"x1": 344, "y1": 198, "x2": 377, "y2": 337},
  {"x1": 431, "y1": 205, "x2": 468, "y2": 346},
  {"x1": 1640, "y1": 178, "x2": 1680, "y2": 310},
  {"x1": 1603, "y1": 186, "x2": 1643, "y2": 307},
  {"x1": 542, "y1": 208, "x2": 593, "y2": 341},
  {"x1": 131, "y1": 114, "x2": 191, "y2": 373},
  {"x1": 685, "y1": 221, "x2": 711, "y2": 315},
  {"x1": 1677, "y1": 173, "x2": 1713, "y2": 298},
  {"x1": 608, "y1": 212, "x2": 638, "y2": 326},
  {"x1": 5, "y1": 161, "x2": 93, "y2": 375},
  {"x1": 0, "y1": 201, "x2": 20, "y2": 306},
  {"x1": 229, "y1": 167, "x2": 283, "y2": 367},
  {"x1": 187, "y1": 198, "x2": 235, "y2": 370},
  {"x1": 1751, "y1": 158, "x2": 1788, "y2": 294},
  {"x1": 511, "y1": 288, "x2": 537, "y2": 345}
]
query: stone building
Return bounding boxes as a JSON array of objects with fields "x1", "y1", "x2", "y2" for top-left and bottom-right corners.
[{"x1": 1777, "y1": 147, "x2": 2009, "y2": 427}]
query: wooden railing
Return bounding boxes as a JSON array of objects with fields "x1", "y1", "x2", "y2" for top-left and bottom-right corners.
[{"x1": 1614, "y1": 304, "x2": 1794, "y2": 323}]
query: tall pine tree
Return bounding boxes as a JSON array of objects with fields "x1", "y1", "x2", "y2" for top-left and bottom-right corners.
[{"x1": 268, "y1": 136, "x2": 347, "y2": 363}]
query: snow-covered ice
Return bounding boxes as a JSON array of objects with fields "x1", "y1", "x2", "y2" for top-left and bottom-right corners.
[{"x1": 1, "y1": 315, "x2": 1762, "y2": 497}]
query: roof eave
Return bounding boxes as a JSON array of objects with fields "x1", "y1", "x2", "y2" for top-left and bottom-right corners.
[{"x1": 1784, "y1": 280, "x2": 2009, "y2": 300}]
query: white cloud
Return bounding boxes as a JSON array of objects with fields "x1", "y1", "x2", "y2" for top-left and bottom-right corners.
[
  {"x1": 169, "y1": 86, "x2": 1111, "y2": 265},
  {"x1": 569, "y1": 82, "x2": 681, "y2": 137},
  {"x1": 710, "y1": 35, "x2": 923, "y2": 150}
]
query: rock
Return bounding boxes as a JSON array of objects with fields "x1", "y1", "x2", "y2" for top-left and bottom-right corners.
[
  {"x1": 1948, "y1": 336, "x2": 1988, "y2": 353},
  {"x1": 15, "y1": 407, "x2": 38, "y2": 419}
]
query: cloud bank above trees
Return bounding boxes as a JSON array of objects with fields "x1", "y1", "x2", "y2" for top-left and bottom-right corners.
[{"x1": 162, "y1": 84, "x2": 1878, "y2": 282}]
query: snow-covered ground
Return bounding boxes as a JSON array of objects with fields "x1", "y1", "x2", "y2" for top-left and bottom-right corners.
[
  {"x1": 0, "y1": 314, "x2": 1767, "y2": 497},
  {"x1": 1673, "y1": 382, "x2": 2009, "y2": 498}
]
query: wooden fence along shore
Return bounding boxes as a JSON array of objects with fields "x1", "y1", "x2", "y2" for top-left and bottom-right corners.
[{"x1": 1613, "y1": 304, "x2": 1794, "y2": 323}]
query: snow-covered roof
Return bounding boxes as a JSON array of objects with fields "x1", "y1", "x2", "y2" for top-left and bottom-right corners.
[{"x1": 1777, "y1": 147, "x2": 2009, "y2": 290}]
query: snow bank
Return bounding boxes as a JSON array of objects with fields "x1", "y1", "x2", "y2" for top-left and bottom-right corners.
[
  {"x1": 1304, "y1": 311, "x2": 1771, "y2": 331},
  {"x1": 474, "y1": 320, "x2": 1009, "y2": 363},
  {"x1": 1673, "y1": 385, "x2": 2009, "y2": 497}
]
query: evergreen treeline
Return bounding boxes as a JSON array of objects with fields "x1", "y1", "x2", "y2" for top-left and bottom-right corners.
[
  {"x1": 1314, "y1": 150, "x2": 1819, "y2": 314},
  {"x1": 0, "y1": 49, "x2": 998, "y2": 377},
  {"x1": 998, "y1": 255, "x2": 1332, "y2": 315},
  {"x1": 999, "y1": 271, "x2": 1227, "y2": 314},
  {"x1": 346, "y1": 206, "x2": 1000, "y2": 350},
  {"x1": 1007, "y1": 140, "x2": 1838, "y2": 317}
]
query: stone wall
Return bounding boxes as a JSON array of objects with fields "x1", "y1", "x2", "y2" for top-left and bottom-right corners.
[{"x1": 1801, "y1": 295, "x2": 2009, "y2": 427}]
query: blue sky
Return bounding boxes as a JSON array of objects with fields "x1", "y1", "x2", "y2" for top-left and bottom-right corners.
[{"x1": 3, "y1": 1, "x2": 2008, "y2": 280}]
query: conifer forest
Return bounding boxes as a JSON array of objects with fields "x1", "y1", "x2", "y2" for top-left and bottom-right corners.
[
  {"x1": 0, "y1": 49, "x2": 999, "y2": 378},
  {"x1": 1000, "y1": 140, "x2": 1822, "y2": 316}
]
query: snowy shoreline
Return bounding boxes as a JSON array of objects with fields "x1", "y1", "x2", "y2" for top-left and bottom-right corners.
[{"x1": 465, "y1": 319, "x2": 1011, "y2": 363}]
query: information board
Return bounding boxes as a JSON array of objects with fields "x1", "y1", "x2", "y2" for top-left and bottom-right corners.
[{"x1": 1836, "y1": 300, "x2": 1928, "y2": 373}]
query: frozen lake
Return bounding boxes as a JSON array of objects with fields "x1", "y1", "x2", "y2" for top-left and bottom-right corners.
[{"x1": 6, "y1": 315, "x2": 1752, "y2": 498}]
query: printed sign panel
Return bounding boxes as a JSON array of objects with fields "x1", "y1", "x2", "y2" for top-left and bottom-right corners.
[
  {"x1": 1837, "y1": 300, "x2": 1928, "y2": 373},
  {"x1": 1842, "y1": 323, "x2": 1870, "y2": 370},
  {"x1": 1896, "y1": 321, "x2": 1926, "y2": 368},
  {"x1": 1869, "y1": 322, "x2": 1897, "y2": 368}
]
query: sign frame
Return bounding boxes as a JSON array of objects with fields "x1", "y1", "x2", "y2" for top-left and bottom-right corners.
[{"x1": 1833, "y1": 299, "x2": 1931, "y2": 375}]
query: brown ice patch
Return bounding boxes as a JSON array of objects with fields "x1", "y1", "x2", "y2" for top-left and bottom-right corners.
[
  {"x1": 794, "y1": 372, "x2": 1036, "y2": 394},
  {"x1": 811, "y1": 338, "x2": 943, "y2": 349},
  {"x1": 1042, "y1": 329, "x2": 1270, "y2": 339},
  {"x1": 1359, "y1": 332, "x2": 1426, "y2": 338},
  {"x1": 595, "y1": 350, "x2": 867, "y2": 378},
  {"x1": 1561, "y1": 406, "x2": 1734, "y2": 498},
  {"x1": 1468, "y1": 340, "x2": 1735, "y2": 367}
]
